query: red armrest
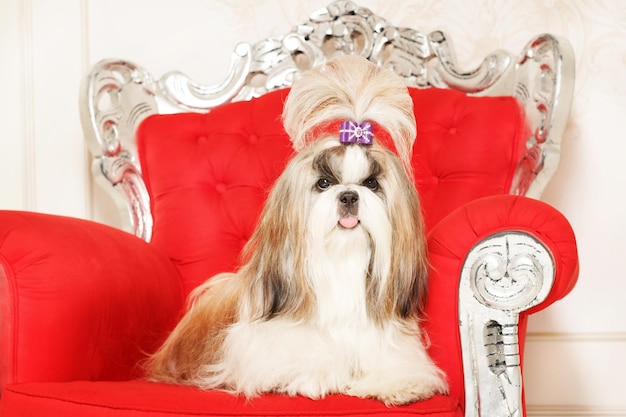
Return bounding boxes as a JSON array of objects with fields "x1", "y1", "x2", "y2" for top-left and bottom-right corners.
[
  {"x1": 428, "y1": 195, "x2": 578, "y2": 309},
  {"x1": 0, "y1": 211, "x2": 183, "y2": 393},
  {"x1": 423, "y1": 195, "x2": 579, "y2": 405}
]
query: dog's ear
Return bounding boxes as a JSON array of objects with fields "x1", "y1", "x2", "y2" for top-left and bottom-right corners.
[{"x1": 238, "y1": 156, "x2": 315, "y2": 321}]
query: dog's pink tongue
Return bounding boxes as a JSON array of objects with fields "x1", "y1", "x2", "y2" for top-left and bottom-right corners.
[{"x1": 339, "y1": 215, "x2": 359, "y2": 229}]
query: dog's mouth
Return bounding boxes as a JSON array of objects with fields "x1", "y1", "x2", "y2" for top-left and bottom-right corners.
[{"x1": 338, "y1": 214, "x2": 359, "y2": 229}]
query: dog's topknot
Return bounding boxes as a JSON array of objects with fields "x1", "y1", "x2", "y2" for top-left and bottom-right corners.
[{"x1": 282, "y1": 55, "x2": 416, "y2": 170}]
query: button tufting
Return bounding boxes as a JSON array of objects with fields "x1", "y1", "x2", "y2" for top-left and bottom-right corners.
[
  {"x1": 215, "y1": 183, "x2": 227, "y2": 194},
  {"x1": 248, "y1": 134, "x2": 259, "y2": 144},
  {"x1": 197, "y1": 135, "x2": 208, "y2": 144},
  {"x1": 448, "y1": 127, "x2": 458, "y2": 135}
]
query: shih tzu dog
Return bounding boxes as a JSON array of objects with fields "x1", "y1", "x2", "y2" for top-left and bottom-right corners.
[{"x1": 147, "y1": 55, "x2": 448, "y2": 405}]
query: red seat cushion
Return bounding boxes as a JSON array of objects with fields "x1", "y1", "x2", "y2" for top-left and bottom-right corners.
[{"x1": 1, "y1": 380, "x2": 461, "y2": 416}]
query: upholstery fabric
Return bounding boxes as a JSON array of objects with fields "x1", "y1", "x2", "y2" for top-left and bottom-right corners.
[
  {"x1": 0, "y1": 211, "x2": 183, "y2": 393},
  {"x1": 1, "y1": 380, "x2": 460, "y2": 416},
  {"x1": 0, "y1": 86, "x2": 579, "y2": 417}
]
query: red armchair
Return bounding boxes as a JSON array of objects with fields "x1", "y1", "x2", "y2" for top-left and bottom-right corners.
[{"x1": 0, "y1": 2, "x2": 578, "y2": 416}]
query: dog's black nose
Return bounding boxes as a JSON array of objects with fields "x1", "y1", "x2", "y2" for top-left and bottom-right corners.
[{"x1": 339, "y1": 191, "x2": 359, "y2": 210}]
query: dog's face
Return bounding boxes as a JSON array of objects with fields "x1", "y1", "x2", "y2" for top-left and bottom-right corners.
[
  {"x1": 309, "y1": 140, "x2": 388, "y2": 235},
  {"x1": 242, "y1": 137, "x2": 428, "y2": 325}
]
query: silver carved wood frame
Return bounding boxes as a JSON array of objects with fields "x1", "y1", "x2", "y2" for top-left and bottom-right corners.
[{"x1": 79, "y1": 2, "x2": 575, "y2": 416}]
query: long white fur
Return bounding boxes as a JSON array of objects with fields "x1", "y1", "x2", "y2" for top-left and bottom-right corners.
[{"x1": 147, "y1": 56, "x2": 448, "y2": 405}]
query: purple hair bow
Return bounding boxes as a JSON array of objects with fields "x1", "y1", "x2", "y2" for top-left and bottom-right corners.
[{"x1": 339, "y1": 120, "x2": 374, "y2": 145}]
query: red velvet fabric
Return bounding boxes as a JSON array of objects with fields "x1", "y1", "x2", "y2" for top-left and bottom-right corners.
[
  {"x1": 139, "y1": 89, "x2": 295, "y2": 296},
  {"x1": 410, "y1": 89, "x2": 526, "y2": 231},
  {"x1": 0, "y1": 211, "x2": 183, "y2": 392},
  {"x1": 2, "y1": 380, "x2": 459, "y2": 417},
  {"x1": 0, "y1": 87, "x2": 578, "y2": 417}
]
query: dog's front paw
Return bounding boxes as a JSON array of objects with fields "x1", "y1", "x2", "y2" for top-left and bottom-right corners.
[
  {"x1": 346, "y1": 376, "x2": 448, "y2": 406},
  {"x1": 372, "y1": 381, "x2": 440, "y2": 405}
]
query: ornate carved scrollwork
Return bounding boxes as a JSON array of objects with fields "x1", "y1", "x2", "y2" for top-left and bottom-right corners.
[
  {"x1": 159, "y1": 0, "x2": 520, "y2": 112},
  {"x1": 468, "y1": 234, "x2": 552, "y2": 312},
  {"x1": 509, "y1": 34, "x2": 575, "y2": 198},
  {"x1": 459, "y1": 232, "x2": 555, "y2": 417},
  {"x1": 80, "y1": 60, "x2": 157, "y2": 241},
  {"x1": 159, "y1": 43, "x2": 254, "y2": 111}
]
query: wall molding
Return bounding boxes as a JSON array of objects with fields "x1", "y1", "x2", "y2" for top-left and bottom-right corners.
[
  {"x1": 528, "y1": 405, "x2": 626, "y2": 417},
  {"x1": 527, "y1": 332, "x2": 626, "y2": 343},
  {"x1": 524, "y1": 332, "x2": 625, "y2": 410}
]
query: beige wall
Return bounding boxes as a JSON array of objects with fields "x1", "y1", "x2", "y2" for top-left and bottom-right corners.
[{"x1": 1, "y1": 1, "x2": 623, "y2": 415}]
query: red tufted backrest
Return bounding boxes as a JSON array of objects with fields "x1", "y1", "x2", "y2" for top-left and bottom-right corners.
[
  {"x1": 137, "y1": 87, "x2": 525, "y2": 296},
  {"x1": 410, "y1": 88, "x2": 526, "y2": 231}
]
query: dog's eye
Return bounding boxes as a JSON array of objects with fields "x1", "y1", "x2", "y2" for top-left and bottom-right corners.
[
  {"x1": 363, "y1": 177, "x2": 379, "y2": 191},
  {"x1": 316, "y1": 178, "x2": 331, "y2": 191}
]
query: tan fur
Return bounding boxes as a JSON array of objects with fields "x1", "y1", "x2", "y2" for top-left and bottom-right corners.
[{"x1": 146, "y1": 274, "x2": 240, "y2": 383}]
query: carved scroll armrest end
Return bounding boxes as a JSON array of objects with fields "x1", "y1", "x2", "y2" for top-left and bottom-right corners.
[{"x1": 458, "y1": 231, "x2": 555, "y2": 417}]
